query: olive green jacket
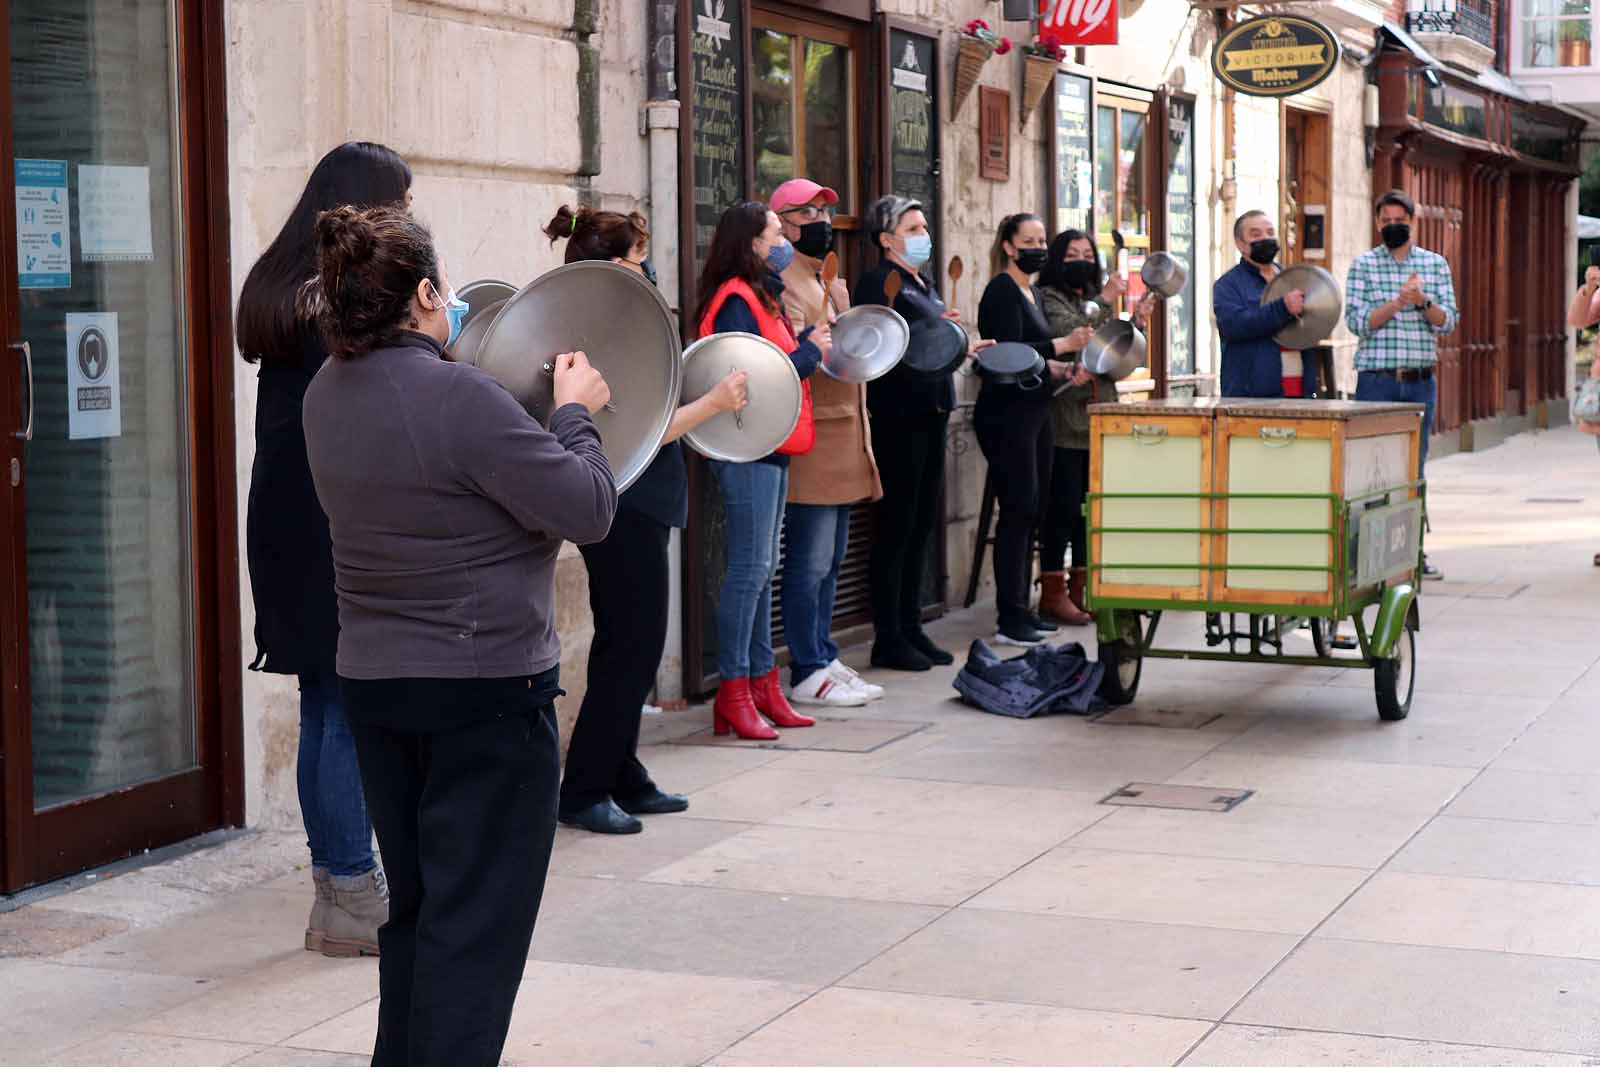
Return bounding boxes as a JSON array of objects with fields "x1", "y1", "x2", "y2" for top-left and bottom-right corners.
[{"x1": 1040, "y1": 288, "x2": 1114, "y2": 450}]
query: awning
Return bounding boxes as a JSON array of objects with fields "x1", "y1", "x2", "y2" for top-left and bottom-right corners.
[
  {"x1": 1474, "y1": 68, "x2": 1535, "y2": 104},
  {"x1": 1579, "y1": 215, "x2": 1600, "y2": 241},
  {"x1": 1379, "y1": 21, "x2": 1442, "y2": 70}
]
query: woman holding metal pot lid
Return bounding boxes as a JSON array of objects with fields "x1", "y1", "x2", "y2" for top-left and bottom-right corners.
[
  {"x1": 855, "y1": 195, "x2": 983, "y2": 670},
  {"x1": 770, "y1": 178, "x2": 885, "y2": 708},
  {"x1": 300, "y1": 204, "x2": 615, "y2": 1064},
  {"x1": 695, "y1": 202, "x2": 831, "y2": 740},
  {"x1": 975, "y1": 212, "x2": 1084, "y2": 648},
  {"x1": 1037, "y1": 229, "x2": 1156, "y2": 626},
  {"x1": 542, "y1": 204, "x2": 749, "y2": 835}
]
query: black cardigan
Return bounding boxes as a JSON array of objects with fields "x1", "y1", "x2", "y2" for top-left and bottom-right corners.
[{"x1": 977, "y1": 272, "x2": 1056, "y2": 405}]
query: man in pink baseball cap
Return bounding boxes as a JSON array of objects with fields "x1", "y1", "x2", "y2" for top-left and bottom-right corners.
[{"x1": 769, "y1": 178, "x2": 839, "y2": 217}]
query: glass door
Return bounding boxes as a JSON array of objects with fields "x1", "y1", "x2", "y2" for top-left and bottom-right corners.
[
  {"x1": 1, "y1": 0, "x2": 231, "y2": 892},
  {"x1": 1095, "y1": 93, "x2": 1152, "y2": 319}
]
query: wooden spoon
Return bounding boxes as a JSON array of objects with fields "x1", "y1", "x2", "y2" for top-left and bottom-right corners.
[
  {"x1": 883, "y1": 269, "x2": 903, "y2": 305},
  {"x1": 820, "y1": 251, "x2": 841, "y2": 320},
  {"x1": 947, "y1": 255, "x2": 965, "y2": 314}
]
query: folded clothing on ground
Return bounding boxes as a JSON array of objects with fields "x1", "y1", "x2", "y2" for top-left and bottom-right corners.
[{"x1": 952, "y1": 639, "x2": 1105, "y2": 719}]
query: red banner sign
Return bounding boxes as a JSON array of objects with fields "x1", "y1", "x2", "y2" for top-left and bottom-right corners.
[{"x1": 1039, "y1": 0, "x2": 1118, "y2": 47}]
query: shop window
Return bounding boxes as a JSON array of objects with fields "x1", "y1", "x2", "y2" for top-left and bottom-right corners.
[
  {"x1": 1095, "y1": 94, "x2": 1152, "y2": 310},
  {"x1": 1424, "y1": 84, "x2": 1487, "y2": 139},
  {"x1": 751, "y1": 24, "x2": 855, "y2": 215},
  {"x1": 1522, "y1": 0, "x2": 1592, "y2": 68}
]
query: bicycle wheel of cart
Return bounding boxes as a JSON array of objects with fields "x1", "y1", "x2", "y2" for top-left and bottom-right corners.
[
  {"x1": 1311, "y1": 618, "x2": 1335, "y2": 658},
  {"x1": 1373, "y1": 615, "x2": 1417, "y2": 721},
  {"x1": 1097, "y1": 612, "x2": 1144, "y2": 706}
]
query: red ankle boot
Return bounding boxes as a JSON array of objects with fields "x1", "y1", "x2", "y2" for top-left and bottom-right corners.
[
  {"x1": 751, "y1": 669, "x2": 815, "y2": 728},
  {"x1": 713, "y1": 678, "x2": 778, "y2": 740}
]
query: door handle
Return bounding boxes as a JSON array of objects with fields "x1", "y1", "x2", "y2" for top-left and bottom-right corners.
[{"x1": 10, "y1": 340, "x2": 32, "y2": 441}]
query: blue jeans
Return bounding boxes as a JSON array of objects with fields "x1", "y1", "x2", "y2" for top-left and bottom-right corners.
[
  {"x1": 712, "y1": 461, "x2": 788, "y2": 680},
  {"x1": 782, "y1": 503, "x2": 850, "y2": 685},
  {"x1": 1355, "y1": 371, "x2": 1437, "y2": 472},
  {"x1": 298, "y1": 671, "x2": 376, "y2": 877}
]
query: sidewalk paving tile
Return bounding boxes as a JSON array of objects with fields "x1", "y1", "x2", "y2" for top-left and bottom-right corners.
[
  {"x1": 41, "y1": 1034, "x2": 263, "y2": 1067},
  {"x1": 843, "y1": 908, "x2": 1297, "y2": 1020},
  {"x1": 1446, "y1": 768, "x2": 1600, "y2": 825},
  {"x1": 127, "y1": 954, "x2": 378, "y2": 1046},
  {"x1": 1389, "y1": 816, "x2": 1600, "y2": 885},
  {"x1": 1163, "y1": 751, "x2": 1475, "y2": 812},
  {"x1": 873, "y1": 735, "x2": 1213, "y2": 793},
  {"x1": 1231, "y1": 938, "x2": 1600, "y2": 1055},
  {"x1": 549, "y1": 816, "x2": 751, "y2": 880},
  {"x1": 707, "y1": 988, "x2": 1209, "y2": 1067},
  {"x1": 51, "y1": 889, "x2": 313, "y2": 979},
  {"x1": 1182, "y1": 1025, "x2": 1594, "y2": 1066},
  {"x1": 965, "y1": 848, "x2": 1367, "y2": 935},
  {"x1": 0, "y1": 959, "x2": 211, "y2": 1062}
]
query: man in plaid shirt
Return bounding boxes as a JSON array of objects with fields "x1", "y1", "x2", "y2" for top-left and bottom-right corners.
[{"x1": 1345, "y1": 189, "x2": 1457, "y2": 579}]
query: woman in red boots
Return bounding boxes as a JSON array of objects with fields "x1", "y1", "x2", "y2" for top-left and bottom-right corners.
[{"x1": 693, "y1": 202, "x2": 831, "y2": 739}]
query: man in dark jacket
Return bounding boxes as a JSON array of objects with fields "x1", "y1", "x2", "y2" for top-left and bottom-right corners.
[{"x1": 1213, "y1": 210, "x2": 1306, "y2": 397}]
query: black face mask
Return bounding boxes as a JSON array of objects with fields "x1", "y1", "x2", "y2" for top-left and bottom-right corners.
[
  {"x1": 1061, "y1": 260, "x2": 1100, "y2": 291},
  {"x1": 793, "y1": 220, "x2": 833, "y2": 258},
  {"x1": 1248, "y1": 238, "x2": 1280, "y2": 265},
  {"x1": 1016, "y1": 248, "x2": 1050, "y2": 275},
  {"x1": 1381, "y1": 222, "x2": 1411, "y2": 249},
  {"x1": 640, "y1": 258, "x2": 658, "y2": 287}
]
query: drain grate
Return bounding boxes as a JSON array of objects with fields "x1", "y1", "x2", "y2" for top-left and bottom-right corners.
[
  {"x1": 1091, "y1": 706, "x2": 1223, "y2": 730},
  {"x1": 1101, "y1": 783, "x2": 1253, "y2": 813}
]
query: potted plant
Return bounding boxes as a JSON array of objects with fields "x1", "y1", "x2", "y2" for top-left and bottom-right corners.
[
  {"x1": 954, "y1": 19, "x2": 1011, "y2": 117},
  {"x1": 1560, "y1": 17, "x2": 1592, "y2": 67},
  {"x1": 1019, "y1": 37, "x2": 1068, "y2": 129}
]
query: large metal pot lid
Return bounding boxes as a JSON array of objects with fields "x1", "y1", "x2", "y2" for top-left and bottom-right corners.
[
  {"x1": 976, "y1": 341, "x2": 1045, "y2": 376},
  {"x1": 471, "y1": 262, "x2": 682, "y2": 493},
  {"x1": 1263, "y1": 263, "x2": 1342, "y2": 350},
  {"x1": 457, "y1": 279, "x2": 518, "y2": 326},
  {"x1": 449, "y1": 297, "x2": 507, "y2": 368},
  {"x1": 680, "y1": 332, "x2": 801, "y2": 463},
  {"x1": 823, "y1": 304, "x2": 909, "y2": 383},
  {"x1": 903, "y1": 316, "x2": 969, "y2": 377}
]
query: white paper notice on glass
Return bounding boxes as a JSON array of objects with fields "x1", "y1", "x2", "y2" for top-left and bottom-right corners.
[
  {"x1": 78, "y1": 165, "x2": 154, "y2": 263},
  {"x1": 65, "y1": 312, "x2": 121, "y2": 440},
  {"x1": 15, "y1": 159, "x2": 71, "y2": 289}
]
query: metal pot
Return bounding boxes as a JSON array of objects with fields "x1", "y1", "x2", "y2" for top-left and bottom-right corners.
[
  {"x1": 679, "y1": 332, "x2": 802, "y2": 463},
  {"x1": 975, "y1": 341, "x2": 1047, "y2": 389},
  {"x1": 469, "y1": 261, "x2": 682, "y2": 492},
  {"x1": 1263, "y1": 263, "x2": 1343, "y2": 349},
  {"x1": 1140, "y1": 252, "x2": 1188, "y2": 299},
  {"x1": 902, "y1": 316, "x2": 969, "y2": 377},
  {"x1": 457, "y1": 279, "x2": 517, "y2": 325},
  {"x1": 1082, "y1": 320, "x2": 1147, "y2": 382},
  {"x1": 822, "y1": 304, "x2": 909, "y2": 383}
]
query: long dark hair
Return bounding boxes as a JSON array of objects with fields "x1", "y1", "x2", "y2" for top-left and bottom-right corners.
[
  {"x1": 304, "y1": 205, "x2": 440, "y2": 359},
  {"x1": 236, "y1": 142, "x2": 413, "y2": 363},
  {"x1": 544, "y1": 204, "x2": 649, "y2": 264},
  {"x1": 988, "y1": 212, "x2": 1040, "y2": 277},
  {"x1": 1038, "y1": 229, "x2": 1102, "y2": 297},
  {"x1": 693, "y1": 201, "x2": 778, "y2": 327}
]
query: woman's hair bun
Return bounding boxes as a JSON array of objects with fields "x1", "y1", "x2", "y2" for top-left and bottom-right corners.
[
  {"x1": 315, "y1": 205, "x2": 376, "y2": 271},
  {"x1": 543, "y1": 204, "x2": 586, "y2": 245}
]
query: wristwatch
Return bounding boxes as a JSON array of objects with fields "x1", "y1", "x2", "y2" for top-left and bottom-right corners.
[{"x1": 1423, "y1": 298, "x2": 1434, "y2": 312}]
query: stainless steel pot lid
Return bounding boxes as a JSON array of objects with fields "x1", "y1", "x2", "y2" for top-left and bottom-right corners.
[
  {"x1": 1263, "y1": 263, "x2": 1342, "y2": 349},
  {"x1": 448, "y1": 297, "x2": 507, "y2": 367},
  {"x1": 1082, "y1": 320, "x2": 1147, "y2": 381},
  {"x1": 903, "y1": 316, "x2": 968, "y2": 377},
  {"x1": 471, "y1": 261, "x2": 682, "y2": 493},
  {"x1": 822, "y1": 304, "x2": 909, "y2": 383},
  {"x1": 680, "y1": 332, "x2": 801, "y2": 463},
  {"x1": 976, "y1": 341, "x2": 1046, "y2": 376},
  {"x1": 457, "y1": 279, "x2": 517, "y2": 325}
]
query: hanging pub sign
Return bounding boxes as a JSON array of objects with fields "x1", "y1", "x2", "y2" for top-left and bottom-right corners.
[
  {"x1": 1039, "y1": 0, "x2": 1118, "y2": 48},
  {"x1": 1212, "y1": 16, "x2": 1339, "y2": 97}
]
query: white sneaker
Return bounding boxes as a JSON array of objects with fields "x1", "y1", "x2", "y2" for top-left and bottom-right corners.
[
  {"x1": 828, "y1": 660, "x2": 884, "y2": 701},
  {"x1": 790, "y1": 668, "x2": 868, "y2": 707}
]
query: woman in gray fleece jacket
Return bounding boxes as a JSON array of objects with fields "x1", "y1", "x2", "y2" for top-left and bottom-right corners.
[{"x1": 301, "y1": 203, "x2": 615, "y2": 1067}]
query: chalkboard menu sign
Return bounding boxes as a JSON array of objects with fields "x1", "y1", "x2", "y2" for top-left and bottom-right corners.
[
  {"x1": 1164, "y1": 95, "x2": 1197, "y2": 377},
  {"x1": 691, "y1": 0, "x2": 745, "y2": 270},
  {"x1": 1053, "y1": 72, "x2": 1093, "y2": 236},
  {"x1": 889, "y1": 29, "x2": 939, "y2": 220}
]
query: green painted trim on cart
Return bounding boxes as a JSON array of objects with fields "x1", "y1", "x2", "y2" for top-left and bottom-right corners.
[
  {"x1": 1370, "y1": 583, "x2": 1417, "y2": 659},
  {"x1": 1139, "y1": 648, "x2": 1375, "y2": 670}
]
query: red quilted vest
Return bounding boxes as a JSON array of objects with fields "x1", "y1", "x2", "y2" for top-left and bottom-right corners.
[{"x1": 697, "y1": 278, "x2": 815, "y2": 456}]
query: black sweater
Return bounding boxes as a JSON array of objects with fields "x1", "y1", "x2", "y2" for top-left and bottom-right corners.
[
  {"x1": 854, "y1": 260, "x2": 957, "y2": 418},
  {"x1": 977, "y1": 272, "x2": 1055, "y2": 405}
]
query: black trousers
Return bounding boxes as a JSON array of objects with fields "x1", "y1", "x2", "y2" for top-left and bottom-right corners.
[
  {"x1": 1039, "y1": 446, "x2": 1089, "y2": 573},
  {"x1": 868, "y1": 411, "x2": 948, "y2": 641},
  {"x1": 974, "y1": 392, "x2": 1053, "y2": 627},
  {"x1": 561, "y1": 507, "x2": 668, "y2": 813},
  {"x1": 346, "y1": 679, "x2": 560, "y2": 1067}
]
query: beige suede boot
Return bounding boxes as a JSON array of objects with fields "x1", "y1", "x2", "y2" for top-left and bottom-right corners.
[
  {"x1": 305, "y1": 868, "x2": 334, "y2": 952},
  {"x1": 321, "y1": 868, "x2": 388, "y2": 958}
]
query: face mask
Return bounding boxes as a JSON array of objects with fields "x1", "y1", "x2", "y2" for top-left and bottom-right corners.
[
  {"x1": 902, "y1": 233, "x2": 933, "y2": 268},
  {"x1": 1015, "y1": 247, "x2": 1049, "y2": 275},
  {"x1": 1248, "y1": 238, "x2": 1280, "y2": 265},
  {"x1": 766, "y1": 237, "x2": 795, "y2": 275},
  {"x1": 793, "y1": 220, "x2": 833, "y2": 258},
  {"x1": 1381, "y1": 223, "x2": 1411, "y2": 249},
  {"x1": 1062, "y1": 260, "x2": 1100, "y2": 290},
  {"x1": 432, "y1": 283, "x2": 469, "y2": 347}
]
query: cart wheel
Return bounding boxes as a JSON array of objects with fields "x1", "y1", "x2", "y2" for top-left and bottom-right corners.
[
  {"x1": 1098, "y1": 613, "x2": 1143, "y2": 706},
  {"x1": 1311, "y1": 618, "x2": 1335, "y2": 658},
  {"x1": 1373, "y1": 616, "x2": 1417, "y2": 722}
]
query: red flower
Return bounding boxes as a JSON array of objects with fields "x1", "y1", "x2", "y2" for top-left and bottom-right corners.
[{"x1": 994, "y1": 37, "x2": 1013, "y2": 55}]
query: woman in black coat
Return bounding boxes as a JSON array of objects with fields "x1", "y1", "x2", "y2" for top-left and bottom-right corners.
[{"x1": 238, "y1": 142, "x2": 412, "y2": 957}]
